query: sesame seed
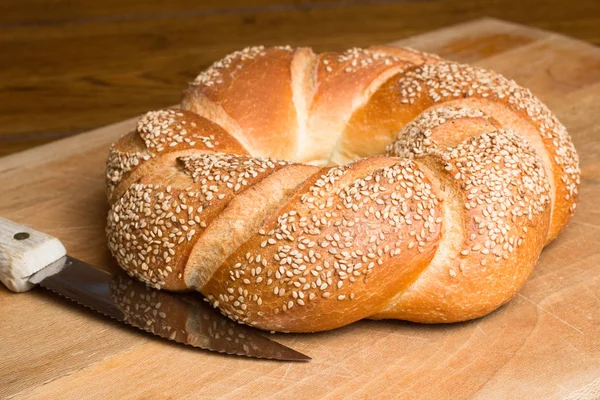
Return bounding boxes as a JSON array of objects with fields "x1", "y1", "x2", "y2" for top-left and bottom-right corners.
[{"x1": 106, "y1": 46, "x2": 578, "y2": 331}]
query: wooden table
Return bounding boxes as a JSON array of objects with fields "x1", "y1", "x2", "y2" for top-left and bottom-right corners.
[
  {"x1": 1, "y1": 0, "x2": 599, "y2": 156},
  {"x1": 1, "y1": 16, "x2": 600, "y2": 399}
]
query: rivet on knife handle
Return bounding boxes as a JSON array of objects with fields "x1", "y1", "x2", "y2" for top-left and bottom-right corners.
[{"x1": 0, "y1": 216, "x2": 66, "y2": 292}]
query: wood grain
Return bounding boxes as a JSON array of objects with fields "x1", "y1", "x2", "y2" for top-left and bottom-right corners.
[
  {"x1": 0, "y1": 19, "x2": 600, "y2": 399},
  {"x1": 0, "y1": 18, "x2": 599, "y2": 399},
  {"x1": 1, "y1": 0, "x2": 599, "y2": 156}
]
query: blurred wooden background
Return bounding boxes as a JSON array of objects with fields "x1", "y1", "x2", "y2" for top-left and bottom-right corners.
[{"x1": 1, "y1": 0, "x2": 599, "y2": 156}]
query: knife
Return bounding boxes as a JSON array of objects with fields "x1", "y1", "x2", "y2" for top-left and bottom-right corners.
[{"x1": 0, "y1": 216, "x2": 310, "y2": 361}]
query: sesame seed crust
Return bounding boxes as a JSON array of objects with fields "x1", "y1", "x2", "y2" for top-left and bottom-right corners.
[
  {"x1": 105, "y1": 108, "x2": 247, "y2": 201},
  {"x1": 191, "y1": 46, "x2": 267, "y2": 88},
  {"x1": 137, "y1": 109, "x2": 218, "y2": 153},
  {"x1": 386, "y1": 107, "x2": 498, "y2": 157},
  {"x1": 377, "y1": 129, "x2": 551, "y2": 321},
  {"x1": 443, "y1": 131, "x2": 551, "y2": 266},
  {"x1": 341, "y1": 59, "x2": 578, "y2": 240},
  {"x1": 106, "y1": 45, "x2": 579, "y2": 332},
  {"x1": 106, "y1": 146, "x2": 153, "y2": 198},
  {"x1": 106, "y1": 153, "x2": 290, "y2": 291},
  {"x1": 394, "y1": 61, "x2": 579, "y2": 236},
  {"x1": 319, "y1": 47, "x2": 404, "y2": 75},
  {"x1": 201, "y1": 156, "x2": 442, "y2": 331},
  {"x1": 190, "y1": 46, "x2": 293, "y2": 89}
]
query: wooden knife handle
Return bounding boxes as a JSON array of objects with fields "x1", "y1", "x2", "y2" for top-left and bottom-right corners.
[{"x1": 0, "y1": 216, "x2": 66, "y2": 293}]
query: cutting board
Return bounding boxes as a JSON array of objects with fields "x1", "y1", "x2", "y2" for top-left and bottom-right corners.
[{"x1": 1, "y1": 18, "x2": 599, "y2": 399}]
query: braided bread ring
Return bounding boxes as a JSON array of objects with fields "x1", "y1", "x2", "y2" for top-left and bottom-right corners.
[{"x1": 106, "y1": 46, "x2": 579, "y2": 332}]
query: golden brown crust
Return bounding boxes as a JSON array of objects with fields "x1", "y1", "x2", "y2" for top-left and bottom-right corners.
[
  {"x1": 201, "y1": 157, "x2": 441, "y2": 331},
  {"x1": 107, "y1": 153, "x2": 293, "y2": 291},
  {"x1": 185, "y1": 164, "x2": 319, "y2": 291},
  {"x1": 299, "y1": 47, "x2": 434, "y2": 165},
  {"x1": 381, "y1": 112, "x2": 552, "y2": 321},
  {"x1": 183, "y1": 46, "x2": 300, "y2": 159},
  {"x1": 106, "y1": 45, "x2": 579, "y2": 332},
  {"x1": 106, "y1": 108, "x2": 247, "y2": 202},
  {"x1": 341, "y1": 61, "x2": 578, "y2": 241}
]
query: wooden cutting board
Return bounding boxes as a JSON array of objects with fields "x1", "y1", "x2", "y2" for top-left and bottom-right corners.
[{"x1": 1, "y1": 18, "x2": 599, "y2": 399}]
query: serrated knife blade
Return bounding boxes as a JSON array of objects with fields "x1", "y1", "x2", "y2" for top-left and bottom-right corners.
[
  {"x1": 34, "y1": 256, "x2": 309, "y2": 361},
  {"x1": 35, "y1": 256, "x2": 310, "y2": 361},
  {"x1": 0, "y1": 216, "x2": 310, "y2": 361}
]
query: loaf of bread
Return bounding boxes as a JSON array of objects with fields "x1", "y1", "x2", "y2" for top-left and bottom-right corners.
[{"x1": 105, "y1": 45, "x2": 579, "y2": 332}]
